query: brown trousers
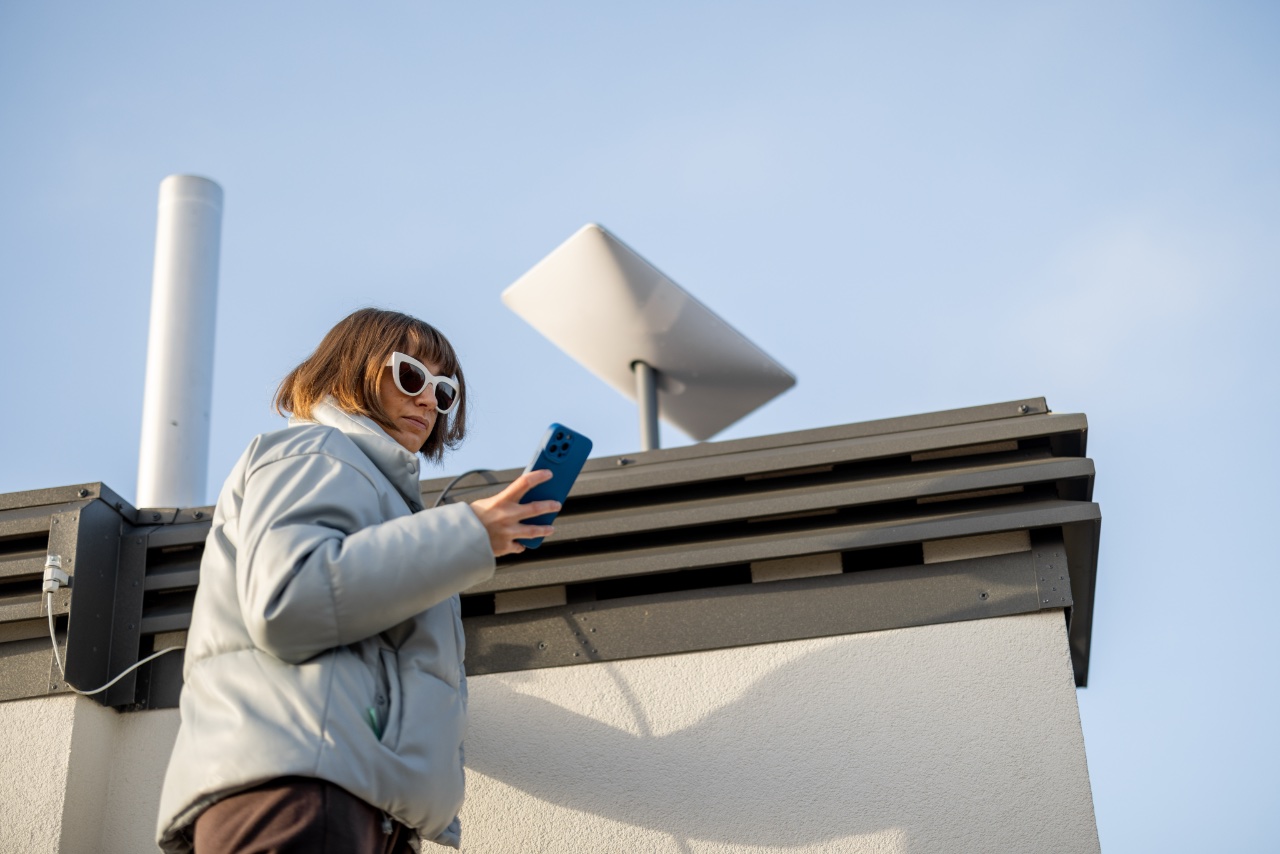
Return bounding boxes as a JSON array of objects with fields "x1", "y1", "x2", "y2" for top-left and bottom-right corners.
[{"x1": 193, "y1": 777, "x2": 414, "y2": 854}]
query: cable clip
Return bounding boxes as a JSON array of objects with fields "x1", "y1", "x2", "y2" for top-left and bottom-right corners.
[{"x1": 43, "y1": 554, "x2": 70, "y2": 594}]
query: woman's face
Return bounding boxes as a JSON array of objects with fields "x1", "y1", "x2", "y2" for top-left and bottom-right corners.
[{"x1": 377, "y1": 355, "x2": 442, "y2": 453}]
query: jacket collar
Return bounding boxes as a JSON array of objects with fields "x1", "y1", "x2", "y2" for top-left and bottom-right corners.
[{"x1": 291, "y1": 398, "x2": 423, "y2": 509}]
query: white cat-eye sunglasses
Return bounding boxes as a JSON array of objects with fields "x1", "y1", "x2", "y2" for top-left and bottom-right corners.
[{"x1": 385, "y1": 352, "x2": 460, "y2": 414}]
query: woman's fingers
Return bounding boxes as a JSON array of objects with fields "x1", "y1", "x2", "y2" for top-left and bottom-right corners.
[
  {"x1": 469, "y1": 470, "x2": 562, "y2": 556},
  {"x1": 490, "y1": 524, "x2": 553, "y2": 557},
  {"x1": 517, "y1": 499, "x2": 562, "y2": 521},
  {"x1": 469, "y1": 472, "x2": 552, "y2": 517},
  {"x1": 500, "y1": 468, "x2": 553, "y2": 503}
]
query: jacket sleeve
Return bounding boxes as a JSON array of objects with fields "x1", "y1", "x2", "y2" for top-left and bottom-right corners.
[{"x1": 235, "y1": 450, "x2": 495, "y2": 663}]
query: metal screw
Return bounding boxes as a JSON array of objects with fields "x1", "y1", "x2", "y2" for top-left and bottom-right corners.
[
  {"x1": 152, "y1": 513, "x2": 161, "y2": 521},
  {"x1": 77, "y1": 489, "x2": 89, "y2": 498},
  {"x1": 590, "y1": 627, "x2": 597, "y2": 633},
  {"x1": 572, "y1": 652, "x2": 580, "y2": 657},
  {"x1": 979, "y1": 591, "x2": 989, "y2": 600},
  {"x1": 537, "y1": 642, "x2": 547, "y2": 650},
  {"x1": 1018, "y1": 404, "x2": 1030, "y2": 414},
  {"x1": 616, "y1": 458, "x2": 634, "y2": 466},
  {"x1": 135, "y1": 537, "x2": 143, "y2": 545},
  {"x1": 193, "y1": 511, "x2": 205, "y2": 520}
]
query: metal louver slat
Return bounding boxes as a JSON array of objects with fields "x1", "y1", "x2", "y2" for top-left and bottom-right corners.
[
  {"x1": 420, "y1": 410, "x2": 1087, "y2": 505},
  {"x1": 544, "y1": 456, "x2": 1093, "y2": 544},
  {"x1": 476, "y1": 499, "x2": 1100, "y2": 593}
]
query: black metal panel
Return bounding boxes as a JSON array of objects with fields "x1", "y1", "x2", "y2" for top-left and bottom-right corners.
[
  {"x1": 0, "y1": 397, "x2": 1102, "y2": 707},
  {"x1": 0, "y1": 486, "x2": 136, "y2": 703},
  {"x1": 104, "y1": 525, "x2": 153, "y2": 706},
  {"x1": 0, "y1": 491, "x2": 201, "y2": 706},
  {"x1": 39, "y1": 502, "x2": 88, "y2": 695},
  {"x1": 0, "y1": 636, "x2": 61, "y2": 699},
  {"x1": 61, "y1": 499, "x2": 134, "y2": 704},
  {"x1": 132, "y1": 631, "x2": 187, "y2": 710},
  {"x1": 1062, "y1": 518, "x2": 1101, "y2": 686},
  {"x1": 139, "y1": 524, "x2": 207, "y2": 638},
  {"x1": 0, "y1": 494, "x2": 150, "y2": 705},
  {"x1": 0, "y1": 499, "x2": 57, "y2": 652},
  {"x1": 465, "y1": 548, "x2": 1050, "y2": 675},
  {"x1": 0, "y1": 482, "x2": 132, "y2": 515}
]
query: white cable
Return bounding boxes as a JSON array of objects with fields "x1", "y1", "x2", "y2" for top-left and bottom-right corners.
[
  {"x1": 432, "y1": 468, "x2": 495, "y2": 508},
  {"x1": 45, "y1": 591, "x2": 182, "y2": 697}
]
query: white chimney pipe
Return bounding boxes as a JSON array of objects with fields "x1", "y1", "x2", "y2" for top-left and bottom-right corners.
[{"x1": 136, "y1": 175, "x2": 223, "y2": 509}]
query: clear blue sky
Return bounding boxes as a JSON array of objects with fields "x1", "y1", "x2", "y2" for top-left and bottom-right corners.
[{"x1": 2, "y1": 2, "x2": 1277, "y2": 850}]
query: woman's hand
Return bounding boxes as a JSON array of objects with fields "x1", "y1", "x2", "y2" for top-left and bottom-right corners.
[{"x1": 469, "y1": 469, "x2": 561, "y2": 557}]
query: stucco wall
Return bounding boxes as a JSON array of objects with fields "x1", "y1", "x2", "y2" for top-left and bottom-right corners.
[
  {"x1": 0, "y1": 610, "x2": 1098, "y2": 853},
  {"x1": 100, "y1": 708, "x2": 181, "y2": 853},
  {"x1": 0, "y1": 695, "x2": 75, "y2": 853},
  {"x1": 0, "y1": 698, "x2": 180, "y2": 854},
  {"x1": 0, "y1": 693, "x2": 120, "y2": 854},
  {"x1": 460, "y1": 610, "x2": 1099, "y2": 853}
]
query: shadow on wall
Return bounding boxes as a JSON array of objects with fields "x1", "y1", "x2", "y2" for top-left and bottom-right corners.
[{"x1": 465, "y1": 617, "x2": 1086, "y2": 851}]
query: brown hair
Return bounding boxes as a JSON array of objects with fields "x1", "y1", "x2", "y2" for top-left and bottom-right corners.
[{"x1": 274, "y1": 308, "x2": 468, "y2": 461}]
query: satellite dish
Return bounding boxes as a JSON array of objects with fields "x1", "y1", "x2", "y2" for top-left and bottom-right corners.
[{"x1": 502, "y1": 224, "x2": 796, "y2": 449}]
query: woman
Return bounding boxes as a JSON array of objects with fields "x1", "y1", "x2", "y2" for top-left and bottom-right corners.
[{"x1": 156, "y1": 308, "x2": 558, "y2": 853}]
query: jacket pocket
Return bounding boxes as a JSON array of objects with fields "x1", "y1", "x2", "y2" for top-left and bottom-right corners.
[
  {"x1": 450, "y1": 594, "x2": 466, "y2": 681},
  {"x1": 378, "y1": 646, "x2": 404, "y2": 749}
]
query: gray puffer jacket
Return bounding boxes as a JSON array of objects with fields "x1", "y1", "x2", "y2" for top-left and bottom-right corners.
[{"x1": 156, "y1": 400, "x2": 495, "y2": 852}]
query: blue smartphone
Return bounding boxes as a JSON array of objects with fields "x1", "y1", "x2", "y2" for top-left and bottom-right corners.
[{"x1": 517, "y1": 423, "x2": 593, "y2": 549}]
